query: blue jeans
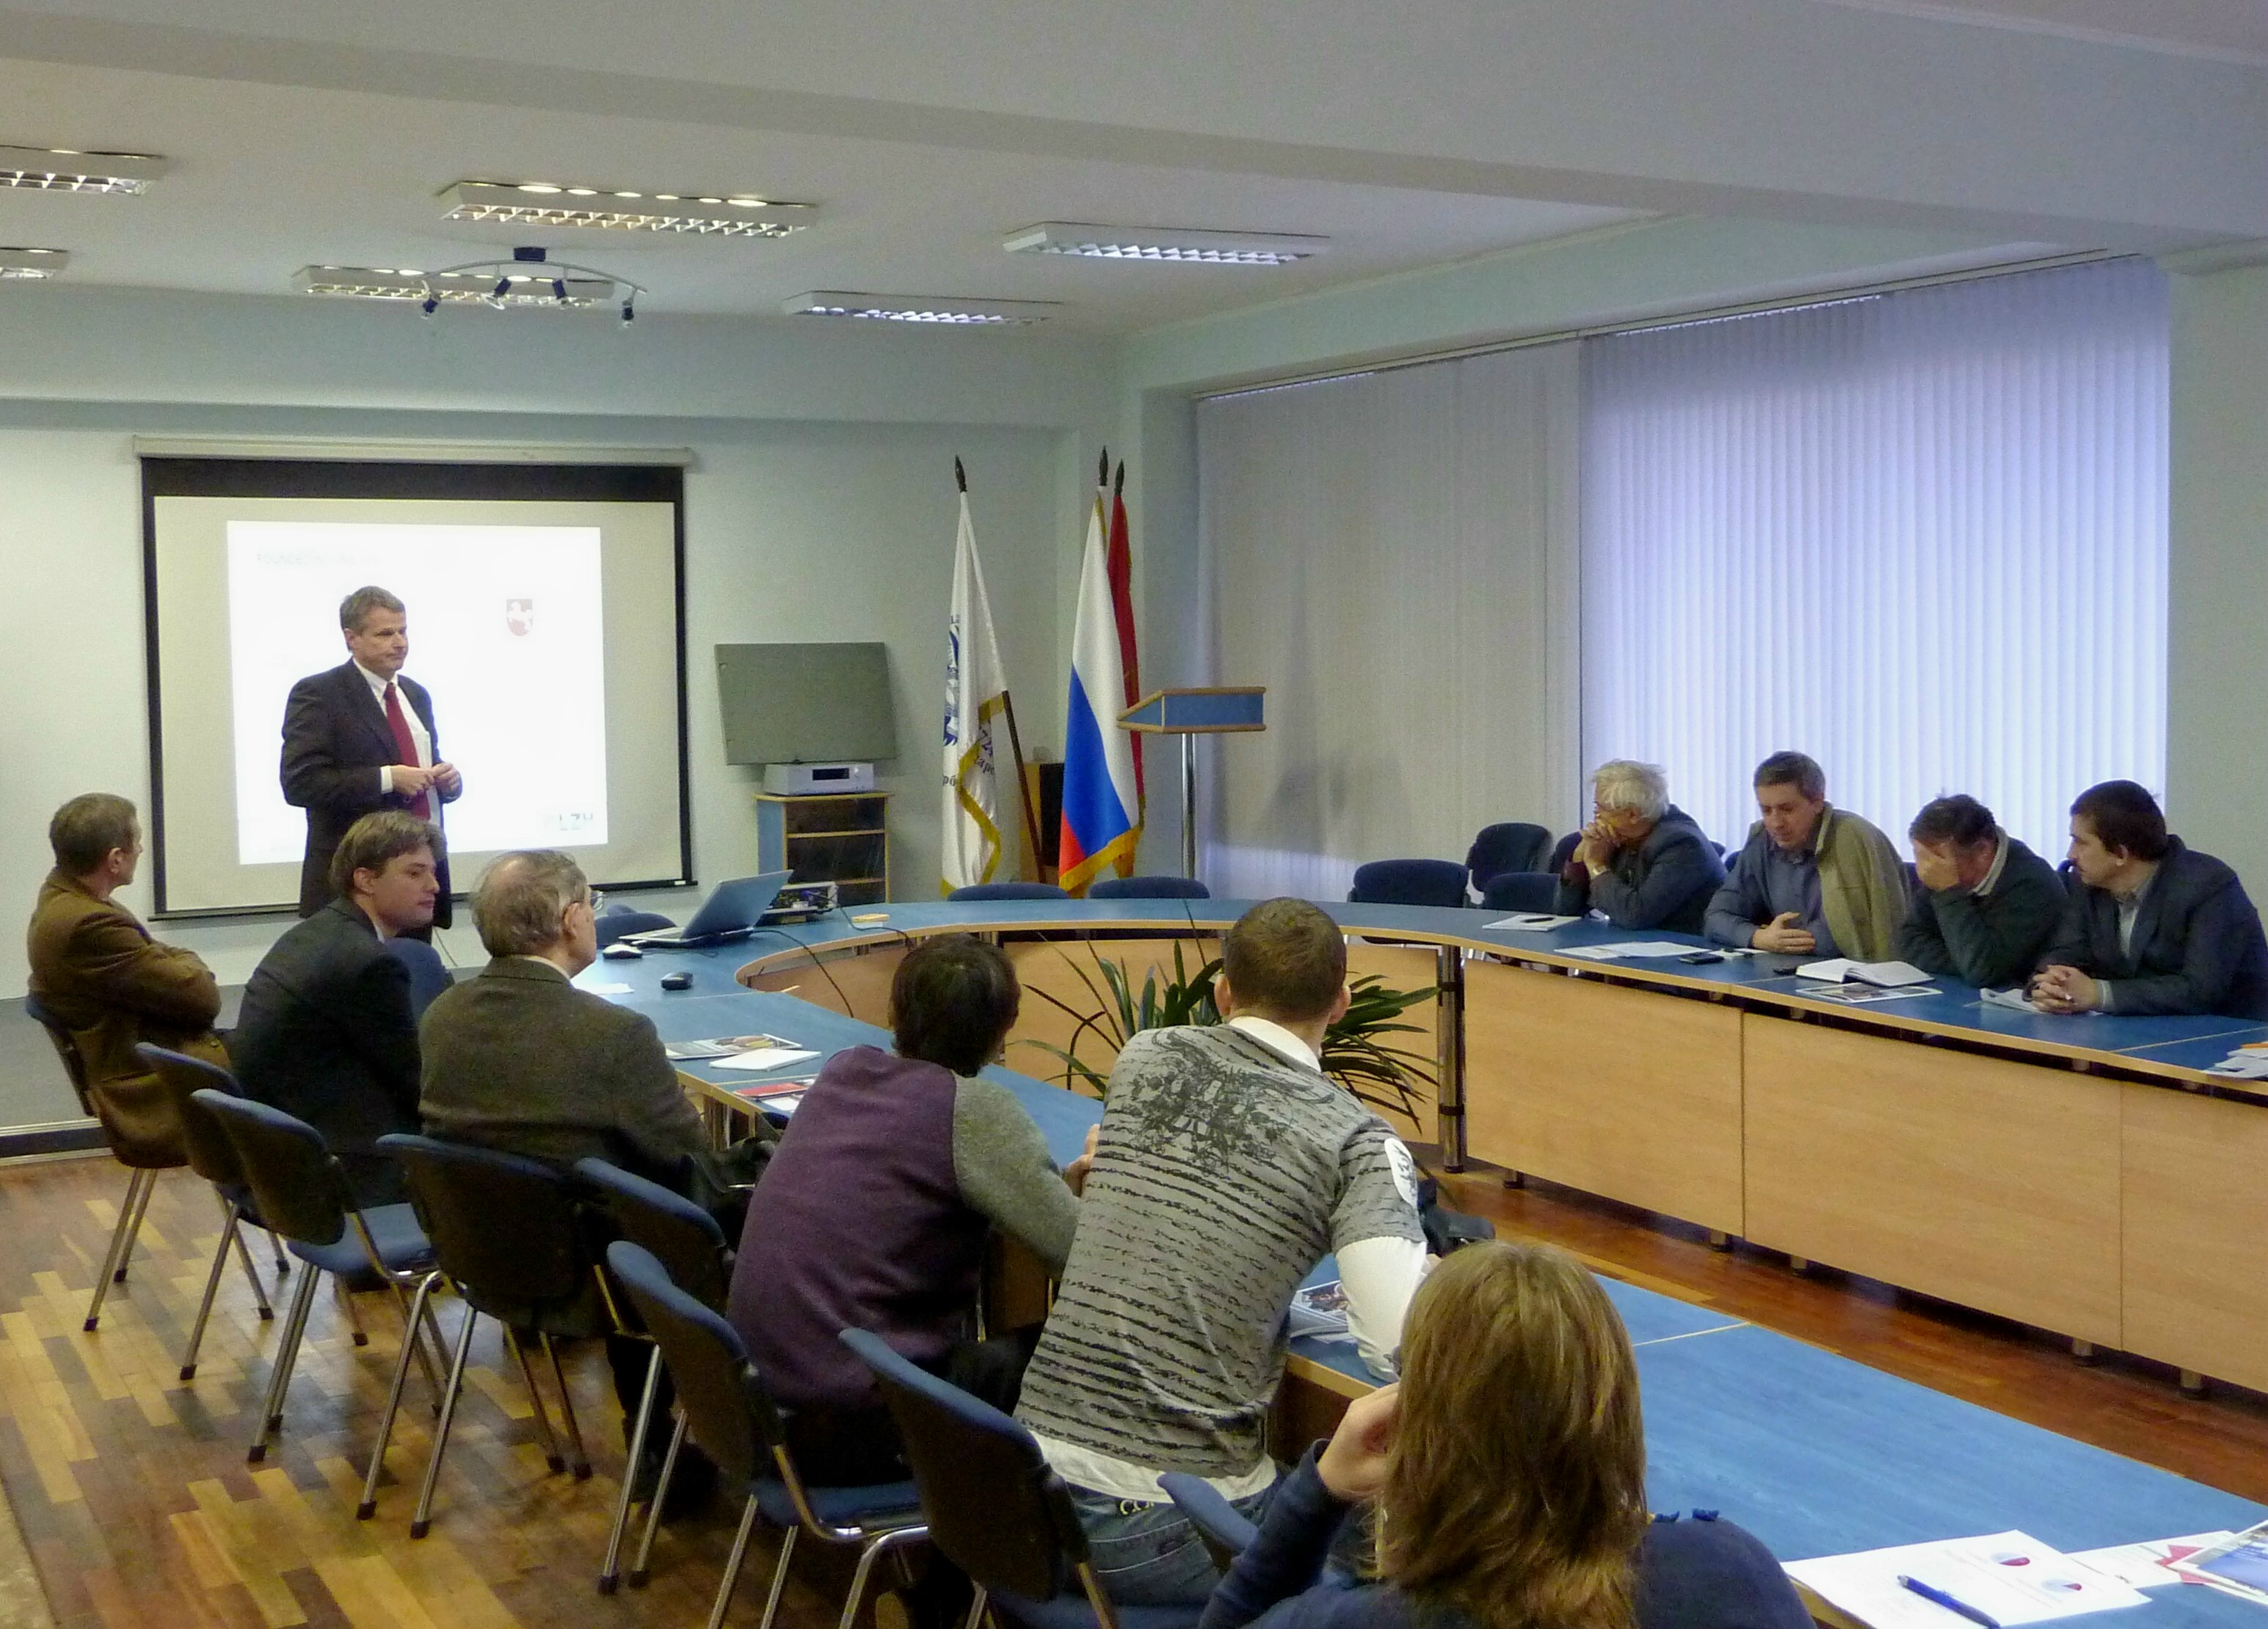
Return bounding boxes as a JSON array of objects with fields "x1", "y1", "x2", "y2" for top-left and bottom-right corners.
[{"x1": 1067, "y1": 1482, "x2": 1276, "y2": 1606}]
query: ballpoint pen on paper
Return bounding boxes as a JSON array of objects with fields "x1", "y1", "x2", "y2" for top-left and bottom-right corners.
[{"x1": 1897, "y1": 1575, "x2": 2002, "y2": 1629}]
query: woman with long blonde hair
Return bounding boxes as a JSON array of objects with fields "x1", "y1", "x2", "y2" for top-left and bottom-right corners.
[{"x1": 1199, "y1": 1242, "x2": 1808, "y2": 1629}]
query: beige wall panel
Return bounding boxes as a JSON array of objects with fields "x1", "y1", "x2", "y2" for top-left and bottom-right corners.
[
  {"x1": 1464, "y1": 963, "x2": 1743, "y2": 1234},
  {"x1": 1743, "y1": 1013, "x2": 2120, "y2": 1346},
  {"x1": 2121, "y1": 1083, "x2": 2268, "y2": 1392}
]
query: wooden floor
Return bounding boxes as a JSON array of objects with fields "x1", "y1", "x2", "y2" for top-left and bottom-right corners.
[{"x1": 3, "y1": 1151, "x2": 2266, "y2": 1629}]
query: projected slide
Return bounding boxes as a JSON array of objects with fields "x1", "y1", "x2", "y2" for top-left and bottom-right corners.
[{"x1": 226, "y1": 521, "x2": 609, "y2": 864}]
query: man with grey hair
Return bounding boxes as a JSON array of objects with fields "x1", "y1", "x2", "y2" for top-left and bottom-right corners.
[
  {"x1": 1706, "y1": 751, "x2": 1910, "y2": 961},
  {"x1": 280, "y1": 585, "x2": 463, "y2": 929},
  {"x1": 1554, "y1": 760, "x2": 1725, "y2": 934}
]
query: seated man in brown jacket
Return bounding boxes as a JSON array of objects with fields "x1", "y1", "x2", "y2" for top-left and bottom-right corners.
[{"x1": 26, "y1": 793, "x2": 228, "y2": 1165}]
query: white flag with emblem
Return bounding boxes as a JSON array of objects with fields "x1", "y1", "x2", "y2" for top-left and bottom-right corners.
[{"x1": 942, "y1": 490, "x2": 1012, "y2": 892}]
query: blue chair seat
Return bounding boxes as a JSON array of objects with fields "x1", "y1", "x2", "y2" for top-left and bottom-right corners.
[
  {"x1": 288, "y1": 1201, "x2": 434, "y2": 1285},
  {"x1": 986, "y1": 1592, "x2": 1201, "y2": 1629},
  {"x1": 754, "y1": 1475, "x2": 920, "y2": 1530}
]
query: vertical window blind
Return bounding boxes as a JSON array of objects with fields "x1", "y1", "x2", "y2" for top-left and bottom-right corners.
[{"x1": 1580, "y1": 258, "x2": 2169, "y2": 859}]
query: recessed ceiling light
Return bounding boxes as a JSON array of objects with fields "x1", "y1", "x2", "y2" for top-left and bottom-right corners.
[
  {"x1": 294, "y1": 263, "x2": 615, "y2": 307},
  {"x1": 0, "y1": 246, "x2": 69, "y2": 279},
  {"x1": 783, "y1": 291, "x2": 1059, "y2": 326},
  {"x1": 1003, "y1": 222, "x2": 1326, "y2": 266},
  {"x1": 0, "y1": 144, "x2": 167, "y2": 194},
  {"x1": 440, "y1": 181, "x2": 813, "y2": 238}
]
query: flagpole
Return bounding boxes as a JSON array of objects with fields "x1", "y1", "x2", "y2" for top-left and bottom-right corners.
[{"x1": 959, "y1": 457, "x2": 1047, "y2": 881}]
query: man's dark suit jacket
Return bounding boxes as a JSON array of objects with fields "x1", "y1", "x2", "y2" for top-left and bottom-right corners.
[
  {"x1": 2037, "y1": 837, "x2": 2268, "y2": 1019},
  {"x1": 418, "y1": 958, "x2": 706, "y2": 1185},
  {"x1": 228, "y1": 897, "x2": 421, "y2": 1206},
  {"x1": 280, "y1": 659, "x2": 456, "y2": 925}
]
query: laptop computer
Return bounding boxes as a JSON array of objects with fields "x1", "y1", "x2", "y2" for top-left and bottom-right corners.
[{"x1": 625, "y1": 870, "x2": 795, "y2": 948}]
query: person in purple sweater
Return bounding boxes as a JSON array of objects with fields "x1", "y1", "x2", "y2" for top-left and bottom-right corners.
[
  {"x1": 1202, "y1": 1241, "x2": 1811, "y2": 1629},
  {"x1": 727, "y1": 934, "x2": 1094, "y2": 1484}
]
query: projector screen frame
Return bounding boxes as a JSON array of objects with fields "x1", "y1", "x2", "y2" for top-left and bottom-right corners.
[{"x1": 139, "y1": 455, "x2": 694, "y2": 919}]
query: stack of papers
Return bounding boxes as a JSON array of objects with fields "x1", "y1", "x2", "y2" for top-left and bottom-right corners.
[
  {"x1": 714, "y1": 1046, "x2": 822, "y2": 1073},
  {"x1": 666, "y1": 1033, "x2": 791, "y2": 1061},
  {"x1": 731, "y1": 1079, "x2": 813, "y2": 1115},
  {"x1": 2169, "y1": 1520, "x2": 2268, "y2": 1603},
  {"x1": 1798, "y1": 982, "x2": 1941, "y2": 1007},
  {"x1": 1787, "y1": 1531, "x2": 2148, "y2": 1628},
  {"x1": 1799, "y1": 958, "x2": 1932, "y2": 987},
  {"x1": 1483, "y1": 913, "x2": 1580, "y2": 932},
  {"x1": 1288, "y1": 1279, "x2": 1352, "y2": 1341},
  {"x1": 1560, "y1": 941, "x2": 1705, "y2": 961},
  {"x1": 1980, "y1": 988, "x2": 2045, "y2": 1014},
  {"x1": 2206, "y1": 1046, "x2": 2268, "y2": 1080},
  {"x1": 2068, "y1": 1533, "x2": 2234, "y2": 1589}
]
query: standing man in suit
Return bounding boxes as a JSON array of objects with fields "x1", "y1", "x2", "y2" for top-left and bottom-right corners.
[
  {"x1": 26, "y1": 793, "x2": 228, "y2": 1165},
  {"x1": 2031, "y1": 780, "x2": 2268, "y2": 1018},
  {"x1": 281, "y1": 586, "x2": 462, "y2": 930},
  {"x1": 230, "y1": 811, "x2": 437, "y2": 1206}
]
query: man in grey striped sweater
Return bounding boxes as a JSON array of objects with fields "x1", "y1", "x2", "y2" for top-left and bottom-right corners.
[{"x1": 1015, "y1": 898, "x2": 1428, "y2": 1606}]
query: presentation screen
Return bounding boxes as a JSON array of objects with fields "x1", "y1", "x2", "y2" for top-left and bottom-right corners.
[{"x1": 143, "y1": 458, "x2": 690, "y2": 916}]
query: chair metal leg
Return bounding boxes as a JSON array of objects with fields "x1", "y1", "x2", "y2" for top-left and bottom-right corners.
[
  {"x1": 598, "y1": 1346, "x2": 664, "y2": 1592},
  {"x1": 180, "y1": 1194, "x2": 241, "y2": 1380},
  {"x1": 249, "y1": 1264, "x2": 321, "y2": 1462},
  {"x1": 627, "y1": 1410, "x2": 687, "y2": 1587},
  {"x1": 111, "y1": 1165, "x2": 156, "y2": 1283},
  {"x1": 410, "y1": 1303, "x2": 479, "y2": 1538},
  {"x1": 505, "y1": 1327, "x2": 568, "y2": 1475},
  {"x1": 962, "y1": 1584, "x2": 990, "y2": 1629},
  {"x1": 266, "y1": 1228, "x2": 290, "y2": 1274},
  {"x1": 541, "y1": 1333, "x2": 592, "y2": 1479},
  {"x1": 708, "y1": 1493, "x2": 762, "y2": 1629},
  {"x1": 335, "y1": 1277, "x2": 370, "y2": 1347},
  {"x1": 755, "y1": 1523, "x2": 800, "y2": 1629},
  {"x1": 1076, "y1": 1562, "x2": 1122, "y2": 1629},
  {"x1": 83, "y1": 1167, "x2": 153, "y2": 1330},
  {"x1": 836, "y1": 1528, "x2": 929, "y2": 1629},
  {"x1": 230, "y1": 1210, "x2": 275, "y2": 1320},
  {"x1": 357, "y1": 1270, "x2": 439, "y2": 1520},
  {"x1": 385, "y1": 1278, "x2": 446, "y2": 1406}
]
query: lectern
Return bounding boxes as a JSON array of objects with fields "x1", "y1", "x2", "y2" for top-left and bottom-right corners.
[{"x1": 1118, "y1": 687, "x2": 1266, "y2": 880}]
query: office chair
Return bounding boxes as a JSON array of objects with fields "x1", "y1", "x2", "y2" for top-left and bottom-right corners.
[
  {"x1": 382, "y1": 937, "x2": 452, "y2": 1018},
  {"x1": 1466, "y1": 822, "x2": 1553, "y2": 896},
  {"x1": 949, "y1": 882, "x2": 1070, "y2": 902},
  {"x1": 1088, "y1": 876, "x2": 1212, "y2": 900},
  {"x1": 1348, "y1": 859, "x2": 1469, "y2": 908}
]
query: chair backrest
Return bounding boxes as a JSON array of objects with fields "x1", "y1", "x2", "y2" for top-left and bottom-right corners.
[
  {"x1": 840, "y1": 1326, "x2": 1087, "y2": 1603},
  {"x1": 382, "y1": 938, "x2": 453, "y2": 1018},
  {"x1": 595, "y1": 908, "x2": 676, "y2": 948},
  {"x1": 948, "y1": 882, "x2": 1069, "y2": 902},
  {"x1": 1480, "y1": 872, "x2": 1560, "y2": 914},
  {"x1": 575, "y1": 1156, "x2": 732, "y2": 1309},
  {"x1": 381, "y1": 1134, "x2": 592, "y2": 1322},
  {"x1": 1348, "y1": 859, "x2": 1469, "y2": 908},
  {"x1": 1157, "y1": 1472, "x2": 1257, "y2": 1572},
  {"x1": 606, "y1": 1241, "x2": 777, "y2": 1485},
  {"x1": 138, "y1": 1044, "x2": 247, "y2": 1188},
  {"x1": 1547, "y1": 831, "x2": 1582, "y2": 872},
  {"x1": 1088, "y1": 875, "x2": 1211, "y2": 900},
  {"x1": 22, "y1": 993, "x2": 93, "y2": 1113},
  {"x1": 194, "y1": 1089, "x2": 354, "y2": 1247},
  {"x1": 1466, "y1": 822, "x2": 1552, "y2": 891}
]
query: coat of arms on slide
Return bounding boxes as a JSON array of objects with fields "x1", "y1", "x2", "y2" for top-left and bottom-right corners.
[{"x1": 506, "y1": 597, "x2": 535, "y2": 636}]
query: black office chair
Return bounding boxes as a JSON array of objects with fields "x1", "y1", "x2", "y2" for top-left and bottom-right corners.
[
  {"x1": 1546, "y1": 831, "x2": 1581, "y2": 873},
  {"x1": 841, "y1": 1327, "x2": 1202, "y2": 1629},
  {"x1": 382, "y1": 938, "x2": 452, "y2": 1019},
  {"x1": 192, "y1": 1090, "x2": 441, "y2": 1464},
  {"x1": 1466, "y1": 822, "x2": 1553, "y2": 897},
  {"x1": 949, "y1": 882, "x2": 1070, "y2": 902},
  {"x1": 374, "y1": 1134, "x2": 608, "y2": 1537},
  {"x1": 1088, "y1": 876, "x2": 1212, "y2": 900},
  {"x1": 1348, "y1": 859, "x2": 1469, "y2": 908},
  {"x1": 136, "y1": 1044, "x2": 285, "y2": 1380},
  {"x1": 575, "y1": 1156, "x2": 735, "y2": 1594},
  {"x1": 25, "y1": 993, "x2": 180, "y2": 1332},
  {"x1": 1481, "y1": 872, "x2": 1561, "y2": 913},
  {"x1": 610, "y1": 1242, "x2": 927, "y2": 1629},
  {"x1": 596, "y1": 906, "x2": 677, "y2": 949},
  {"x1": 1157, "y1": 1473, "x2": 1258, "y2": 1573}
]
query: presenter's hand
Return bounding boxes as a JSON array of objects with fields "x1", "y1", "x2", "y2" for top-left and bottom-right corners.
[
  {"x1": 1064, "y1": 1123, "x2": 1101, "y2": 1195},
  {"x1": 390, "y1": 764, "x2": 437, "y2": 797},
  {"x1": 1752, "y1": 913, "x2": 1816, "y2": 954},
  {"x1": 431, "y1": 761, "x2": 463, "y2": 797},
  {"x1": 1317, "y1": 1384, "x2": 1399, "y2": 1503}
]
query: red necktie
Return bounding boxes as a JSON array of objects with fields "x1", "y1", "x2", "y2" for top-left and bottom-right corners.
[{"x1": 382, "y1": 681, "x2": 435, "y2": 820}]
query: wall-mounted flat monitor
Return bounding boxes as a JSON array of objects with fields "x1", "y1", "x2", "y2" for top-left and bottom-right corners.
[{"x1": 716, "y1": 641, "x2": 898, "y2": 765}]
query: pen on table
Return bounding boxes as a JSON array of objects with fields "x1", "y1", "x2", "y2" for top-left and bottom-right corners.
[{"x1": 1897, "y1": 1575, "x2": 2000, "y2": 1629}]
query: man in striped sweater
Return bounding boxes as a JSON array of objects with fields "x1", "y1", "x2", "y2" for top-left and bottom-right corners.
[{"x1": 1015, "y1": 898, "x2": 1428, "y2": 1606}]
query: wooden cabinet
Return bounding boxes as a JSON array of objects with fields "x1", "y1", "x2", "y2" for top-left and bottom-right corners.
[{"x1": 753, "y1": 792, "x2": 890, "y2": 906}]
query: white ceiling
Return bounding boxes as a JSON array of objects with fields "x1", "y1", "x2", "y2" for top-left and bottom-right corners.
[{"x1": 0, "y1": 0, "x2": 2261, "y2": 333}]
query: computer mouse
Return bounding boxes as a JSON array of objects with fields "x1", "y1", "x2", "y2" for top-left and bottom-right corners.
[
  {"x1": 660, "y1": 971, "x2": 694, "y2": 991},
  {"x1": 601, "y1": 942, "x2": 643, "y2": 960}
]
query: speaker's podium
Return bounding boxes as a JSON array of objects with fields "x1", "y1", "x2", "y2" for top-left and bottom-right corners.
[{"x1": 1118, "y1": 687, "x2": 1266, "y2": 880}]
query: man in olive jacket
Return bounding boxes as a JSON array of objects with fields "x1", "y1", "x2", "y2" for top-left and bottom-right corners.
[
  {"x1": 1896, "y1": 795, "x2": 2064, "y2": 989},
  {"x1": 26, "y1": 794, "x2": 226, "y2": 1165}
]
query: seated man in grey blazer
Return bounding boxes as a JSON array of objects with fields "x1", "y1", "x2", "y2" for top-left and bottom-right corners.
[{"x1": 1554, "y1": 759, "x2": 1725, "y2": 934}]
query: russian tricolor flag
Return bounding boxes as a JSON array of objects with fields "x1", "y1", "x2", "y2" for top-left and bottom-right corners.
[{"x1": 1058, "y1": 484, "x2": 1141, "y2": 893}]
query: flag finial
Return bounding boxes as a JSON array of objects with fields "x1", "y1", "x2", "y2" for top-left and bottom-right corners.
[
  {"x1": 1113, "y1": 459, "x2": 1124, "y2": 497},
  {"x1": 954, "y1": 456, "x2": 967, "y2": 494},
  {"x1": 1098, "y1": 448, "x2": 1108, "y2": 486}
]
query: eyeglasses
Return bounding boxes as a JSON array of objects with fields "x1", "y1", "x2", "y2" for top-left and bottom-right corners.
[{"x1": 589, "y1": 890, "x2": 607, "y2": 915}]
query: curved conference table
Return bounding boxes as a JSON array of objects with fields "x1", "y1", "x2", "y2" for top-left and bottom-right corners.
[
  {"x1": 669, "y1": 896, "x2": 2268, "y2": 1399},
  {"x1": 588, "y1": 905, "x2": 2268, "y2": 1629}
]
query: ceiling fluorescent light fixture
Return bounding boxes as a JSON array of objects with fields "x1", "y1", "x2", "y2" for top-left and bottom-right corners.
[
  {"x1": 1003, "y1": 223, "x2": 1326, "y2": 265},
  {"x1": 784, "y1": 291, "x2": 1058, "y2": 325},
  {"x1": 295, "y1": 264, "x2": 614, "y2": 305},
  {"x1": 0, "y1": 145, "x2": 167, "y2": 194},
  {"x1": 0, "y1": 246, "x2": 69, "y2": 279},
  {"x1": 441, "y1": 181, "x2": 814, "y2": 238}
]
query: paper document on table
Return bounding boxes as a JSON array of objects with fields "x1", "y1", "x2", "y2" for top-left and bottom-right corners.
[
  {"x1": 1562, "y1": 941, "x2": 1704, "y2": 961},
  {"x1": 2170, "y1": 1518, "x2": 2268, "y2": 1603},
  {"x1": 1799, "y1": 958, "x2": 1932, "y2": 987},
  {"x1": 1287, "y1": 1278, "x2": 1351, "y2": 1340},
  {"x1": 2068, "y1": 1534, "x2": 2233, "y2": 1589},
  {"x1": 2206, "y1": 1052, "x2": 2268, "y2": 1079},
  {"x1": 1787, "y1": 1531, "x2": 2148, "y2": 1629},
  {"x1": 1798, "y1": 981, "x2": 1941, "y2": 1006},
  {"x1": 712, "y1": 1047, "x2": 823, "y2": 1073},
  {"x1": 1483, "y1": 913, "x2": 1579, "y2": 932},
  {"x1": 577, "y1": 981, "x2": 635, "y2": 996},
  {"x1": 666, "y1": 1034, "x2": 792, "y2": 1061},
  {"x1": 1980, "y1": 987, "x2": 2045, "y2": 1013}
]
